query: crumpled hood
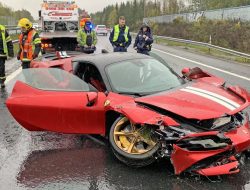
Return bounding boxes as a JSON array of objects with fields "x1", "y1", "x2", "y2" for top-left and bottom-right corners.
[{"x1": 135, "y1": 83, "x2": 246, "y2": 120}]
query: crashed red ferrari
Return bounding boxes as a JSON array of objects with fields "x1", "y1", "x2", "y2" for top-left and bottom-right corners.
[{"x1": 6, "y1": 52, "x2": 250, "y2": 177}]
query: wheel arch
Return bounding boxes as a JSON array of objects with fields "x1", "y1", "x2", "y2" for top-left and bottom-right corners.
[{"x1": 105, "y1": 110, "x2": 121, "y2": 137}]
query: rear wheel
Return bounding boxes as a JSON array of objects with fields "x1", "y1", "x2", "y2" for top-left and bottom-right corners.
[{"x1": 109, "y1": 116, "x2": 160, "y2": 167}]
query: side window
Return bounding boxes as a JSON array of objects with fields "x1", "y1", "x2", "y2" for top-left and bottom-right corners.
[
  {"x1": 85, "y1": 65, "x2": 107, "y2": 92},
  {"x1": 74, "y1": 62, "x2": 106, "y2": 92},
  {"x1": 18, "y1": 68, "x2": 90, "y2": 92},
  {"x1": 72, "y1": 61, "x2": 87, "y2": 79}
]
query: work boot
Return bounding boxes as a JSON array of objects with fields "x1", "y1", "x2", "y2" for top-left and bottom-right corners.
[
  {"x1": 0, "y1": 79, "x2": 5, "y2": 89},
  {"x1": 1, "y1": 83, "x2": 5, "y2": 89}
]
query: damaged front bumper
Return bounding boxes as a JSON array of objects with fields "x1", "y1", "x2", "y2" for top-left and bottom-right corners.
[{"x1": 170, "y1": 122, "x2": 250, "y2": 176}]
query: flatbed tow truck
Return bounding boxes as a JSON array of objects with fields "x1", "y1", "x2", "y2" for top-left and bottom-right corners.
[{"x1": 39, "y1": 0, "x2": 79, "y2": 53}]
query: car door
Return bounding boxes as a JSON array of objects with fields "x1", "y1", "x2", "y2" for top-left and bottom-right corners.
[{"x1": 6, "y1": 68, "x2": 106, "y2": 135}]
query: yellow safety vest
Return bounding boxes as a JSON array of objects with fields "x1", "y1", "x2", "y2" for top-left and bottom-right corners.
[
  {"x1": 112, "y1": 25, "x2": 129, "y2": 42},
  {"x1": 0, "y1": 25, "x2": 11, "y2": 57},
  {"x1": 19, "y1": 29, "x2": 41, "y2": 62},
  {"x1": 77, "y1": 30, "x2": 97, "y2": 46}
]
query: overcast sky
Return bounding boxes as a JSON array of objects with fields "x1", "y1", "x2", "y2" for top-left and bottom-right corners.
[{"x1": 0, "y1": 0, "x2": 129, "y2": 19}]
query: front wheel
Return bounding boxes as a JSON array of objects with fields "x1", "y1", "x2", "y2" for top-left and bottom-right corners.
[{"x1": 109, "y1": 116, "x2": 160, "y2": 167}]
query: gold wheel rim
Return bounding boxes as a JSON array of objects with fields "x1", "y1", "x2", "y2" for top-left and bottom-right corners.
[{"x1": 113, "y1": 117, "x2": 157, "y2": 155}]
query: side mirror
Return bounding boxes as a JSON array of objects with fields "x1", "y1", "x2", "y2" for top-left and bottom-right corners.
[
  {"x1": 182, "y1": 67, "x2": 210, "y2": 80},
  {"x1": 86, "y1": 92, "x2": 98, "y2": 107},
  {"x1": 181, "y1": 68, "x2": 191, "y2": 78}
]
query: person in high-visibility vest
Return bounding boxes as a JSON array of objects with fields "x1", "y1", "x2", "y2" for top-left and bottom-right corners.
[
  {"x1": 0, "y1": 24, "x2": 14, "y2": 89},
  {"x1": 77, "y1": 21, "x2": 97, "y2": 54},
  {"x1": 17, "y1": 18, "x2": 41, "y2": 69},
  {"x1": 109, "y1": 16, "x2": 132, "y2": 52}
]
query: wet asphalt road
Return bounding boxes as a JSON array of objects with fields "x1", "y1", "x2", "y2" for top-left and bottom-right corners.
[{"x1": 0, "y1": 36, "x2": 250, "y2": 189}]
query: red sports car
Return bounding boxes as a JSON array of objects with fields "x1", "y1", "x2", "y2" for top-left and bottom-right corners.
[{"x1": 6, "y1": 52, "x2": 250, "y2": 177}]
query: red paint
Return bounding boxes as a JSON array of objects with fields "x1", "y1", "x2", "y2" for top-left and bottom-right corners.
[
  {"x1": 225, "y1": 122, "x2": 250, "y2": 153},
  {"x1": 7, "y1": 82, "x2": 106, "y2": 134},
  {"x1": 6, "y1": 62, "x2": 250, "y2": 177},
  {"x1": 136, "y1": 82, "x2": 247, "y2": 120},
  {"x1": 196, "y1": 160, "x2": 239, "y2": 176},
  {"x1": 171, "y1": 143, "x2": 232, "y2": 175},
  {"x1": 31, "y1": 57, "x2": 73, "y2": 72},
  {"x1": 171, "y1": 123, "x2": 250, "y2": 176}
]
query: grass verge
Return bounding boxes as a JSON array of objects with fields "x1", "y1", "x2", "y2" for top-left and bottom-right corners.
[{"x1": 155, "y1": 38, "x2": 250, "y2": 64}]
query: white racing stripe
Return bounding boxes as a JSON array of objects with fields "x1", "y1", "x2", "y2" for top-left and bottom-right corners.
[
  {"x1": 153, "y1": 48, "x2": 250, "y2": 81},
  {"x1": 5, "y1": 67, "x2": 22, "y2": 84},
  {"x1": 186, "y1": 86, "x2": 240, "y2": 108},
  {"x1": 180, "y1": 88, "x2": 236, "y2": 111}
]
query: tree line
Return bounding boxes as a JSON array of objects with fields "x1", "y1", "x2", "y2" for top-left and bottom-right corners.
[
  {"x1": 154, "y1": 17, "x2": 250, "y2": 53},
  {"x1": 91, "y1": 0, "x2": 250, "y2": 30},
  {"x1": 191, "y1": 0, "x2": 250, "y2": 11},
  {"x1": 0, "y1": 2, "x2": 34, "y2": 25}
]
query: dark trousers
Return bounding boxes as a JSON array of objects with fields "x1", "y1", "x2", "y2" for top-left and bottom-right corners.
[
  {"x1": 114, "y1": 46, "x2": 127, "y2": 52},
  {"x1": 22, "y1": 61, "x2": 31, "y2": 69},
  {"x1": 0, "y1": 58, "x2": 6, "y2": 84}
]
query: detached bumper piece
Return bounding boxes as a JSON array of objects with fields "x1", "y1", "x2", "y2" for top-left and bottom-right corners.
[
  {"x1": 196, "y1": 158, "x2": 239, "y2": 176},
  {"x1": 170, "y1": 133, "x2": 241, "y2": 176}
]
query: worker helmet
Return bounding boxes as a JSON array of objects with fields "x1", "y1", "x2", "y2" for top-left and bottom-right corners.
[
  {"x1": 18, "y1": 18, "x2": 32, "y2": 30},
  {"x1": 80, "y1": 19, "x2": 86, "y2": 27},
  {"x1": 80, "y1": 18, "x2": 91, "y2": 28}
]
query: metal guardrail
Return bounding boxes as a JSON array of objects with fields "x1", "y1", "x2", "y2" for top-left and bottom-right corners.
[
  {"x1": 6, "y1": 26, "x2": 41, "y2": 35},
  {"x1": 8, "y1": 29, "x2": 250, "y2": 60},
  {"x1": 6, "y1": 26, "x2": 21, "y2": 35},
  {"x1": 131, "y1": 32, "x2": 250, "y2": 60},
  {"x1": 155, "y1": 35, "x2": 250, "y2": 59}
]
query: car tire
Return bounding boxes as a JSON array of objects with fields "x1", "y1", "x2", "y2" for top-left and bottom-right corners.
[{"x1": 109, "y1": 116, "x2": 160, "y2": 167}]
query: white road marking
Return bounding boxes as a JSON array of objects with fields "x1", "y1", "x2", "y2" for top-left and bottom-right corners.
[
  {"x1": 5, "y1": 67, "x2": 22, "y2": 84},
  {"x1": 153, "y1": 48, "x2": 250, "y2": 81},
  {"x1": 186, "y1": 86, "x2": 240, "y2": 108},
  {"x1": 180, "y1": 88, "x2": 236, "y2": 111}
]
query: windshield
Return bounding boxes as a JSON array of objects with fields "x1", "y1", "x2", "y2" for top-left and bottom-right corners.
[
  {"x1": 106, "y1": 58, "x2": 184, "y2": 94},
  {"x1": 16, "y1": 68, "x2": 89, "y2": 92}
]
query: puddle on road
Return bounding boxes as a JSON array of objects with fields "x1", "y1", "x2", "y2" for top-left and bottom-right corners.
[{"x1": 1, "y1": 125, "x2": 250, "y2": 190}]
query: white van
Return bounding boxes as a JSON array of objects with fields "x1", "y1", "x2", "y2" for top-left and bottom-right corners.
[{"x1": 95, "y1": 25, "x2": 108, "y2": 36}]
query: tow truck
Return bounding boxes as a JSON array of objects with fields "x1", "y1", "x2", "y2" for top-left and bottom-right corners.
[{"x1": 39, "y1": 0, "x2": 79, "y2": 53}]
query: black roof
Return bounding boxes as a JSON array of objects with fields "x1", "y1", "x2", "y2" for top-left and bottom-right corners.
[
  {"x1": 72, "y1": 52, "x2": 153, "y2": 68},
  {"x1": 72, "y1": 52, "x2": 155, "y2": 92}
]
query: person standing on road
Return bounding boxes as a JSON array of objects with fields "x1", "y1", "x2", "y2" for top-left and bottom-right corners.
[
  {"x1": 133, "y1": 24, "x2": 153, "y2": 55},
  {"x1": 17, "y1": 18, "x2": 41, "y2": 69},
  {"x1": 0, "y1": 24, "x2": 14, "y2": 89},
  {"x1": 109, "y1": 16, "x2": 132, "y2": 52},
  {"x1": 77, "y1": 21, "x2": 97, "y2": 54}
]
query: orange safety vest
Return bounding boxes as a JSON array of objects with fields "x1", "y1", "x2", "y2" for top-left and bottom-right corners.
[{"x1": 19, "y1": 29, "x2": 36, "y2": 62}]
